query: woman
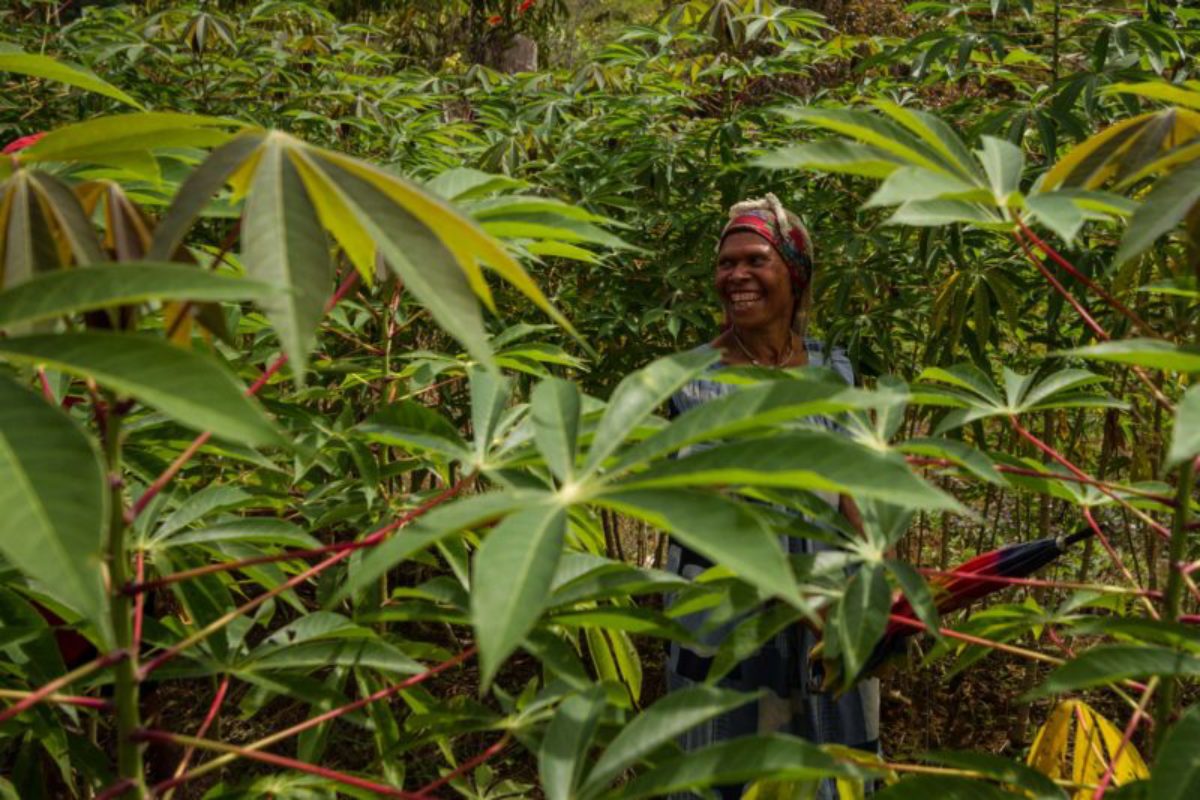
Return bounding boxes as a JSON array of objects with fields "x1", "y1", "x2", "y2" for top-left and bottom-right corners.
[{"x1": 665, "y1": 194, "x2": 879, "y2": 800}]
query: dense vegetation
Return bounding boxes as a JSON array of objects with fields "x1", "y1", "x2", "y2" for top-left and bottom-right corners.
[{"x1": 1, "y1": 0, "x2": 1199, "y2": 797}]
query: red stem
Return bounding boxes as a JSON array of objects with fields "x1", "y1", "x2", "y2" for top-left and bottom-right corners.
[
  {"x1": 1010, "y1": 417, "x2": 1171, "y2": 540},
  {"x1": 169, "y1": 674, "x2": 231, "y2": 785},
  {"x1": 151, "y1": 647, "x2": 476, "y2": 796},
  {"x1": 127, "y1": 535, "x2": 379, "y2": 595},
  {"x1": 137, "y1": 475, "x2": 472, "y2": 680},
  {"x1": 36, "y1": 366, "x2": 55, "y2": 402},
  {"x1": 889, "y1": 614, "x2": 1063, "y2": 665},
  {"x1": 1014, "y1": 230, "x2": 1109, "y2": 340},
  {"x1": 1083, "y1": 507, "x2": 1160, "y2": 621},
  {"x1": 1016, "y1": 219, "x2": 1157, "y2": 338},
  {"x1": 134, "y1": 729, "x2": 427, "y2": 799},
  {"x1": 906, "y1": 457, "x2": 1176, "y2": 506},
  {"x1": 415, "y1": 734, "x2": 511, "y2": 797},
  {"x1": 128, "y1": 272, "x2": 360, "y2": 523},
  {"x1": 0, "y1": 649, "x2": 128, "y2": 724},
  {"x1": 132, "y1": 550, "x2": 146, "y2": 652}
]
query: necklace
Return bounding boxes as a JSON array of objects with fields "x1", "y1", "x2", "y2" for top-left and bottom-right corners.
[{"x1": 731, "y1": 328, "x2": 794, "y2": 367}]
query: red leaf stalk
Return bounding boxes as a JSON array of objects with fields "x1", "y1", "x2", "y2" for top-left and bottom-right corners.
[
  {"x1": 0, "y1": 689, "x2": 110, "y2": 710},
  {"x1": 1010, "y1": 417, "x2": 1171, "y2": 540},
  {"x1": 128, "y1": 271, "x2": 361, "y2": 523},
  {"x1": 152, "y1": 647, "x2": 476, "y2": 795},
  {"x1": 415, "y1": 734, "x2": 511, "y2": 797},
  {"x1": 0, "y1": 649, "x2": 128, "y2": 724},
  {"x1": 1014, "y1": 230, "x2": 1109, "y2": 340},
  {"x1": 134, "y1": 729, "x2": 426, "y2": 798},
  {"x1": 137, "y1": 474, "x2": 473, "y2": 680},
  {"x1": 1016, "y1": 219, "x2": 1157, "y2": 338},
  {"x1": 905, "y1": 456, "x2": 1175, "y2": 506},
  {"x1": 168, "y1": 673, "x2": 231, "y2": 788},
  {"x1": 888, "y1": 614, "x2": 1064, "y2": 665},
  {"x1": 128, "y1": 534, "x2": 379, "y2": 595},
  {"x1": 1082, "y1": 507, "x2": 1160, "y2": 621},
  {"x1": 132, "y1": 550, "x2": 146, "y2": 652}
]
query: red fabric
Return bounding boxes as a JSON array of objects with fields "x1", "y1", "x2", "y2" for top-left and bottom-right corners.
[{"x1": 3, "y1": 132, "x2": 45, "y2": 154}]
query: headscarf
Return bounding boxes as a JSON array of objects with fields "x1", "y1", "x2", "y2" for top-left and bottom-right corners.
[{"x1": 717, "y1": 192, "x2": 815, "y2": 336}]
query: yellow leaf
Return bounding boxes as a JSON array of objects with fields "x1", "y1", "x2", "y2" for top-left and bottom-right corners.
[{"x1": 1028, "y1": 700, "x2": 1148, "y2": 799}]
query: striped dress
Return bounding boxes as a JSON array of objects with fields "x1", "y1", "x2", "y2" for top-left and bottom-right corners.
[{"x1": 664, "y1": 340, "x2": 880, "y2": 800}]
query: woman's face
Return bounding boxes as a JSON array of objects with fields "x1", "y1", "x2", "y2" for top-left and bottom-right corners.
[{"x1": 715, "y1": 231, "x2": 795, "y2": 330}]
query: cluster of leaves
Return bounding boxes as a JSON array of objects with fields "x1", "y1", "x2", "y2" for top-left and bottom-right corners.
[{"x1": 0, "y1": 1, "x2": 1199, "y2": 799}]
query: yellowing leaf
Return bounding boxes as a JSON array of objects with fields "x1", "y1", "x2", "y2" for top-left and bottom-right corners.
[{"x1": 1027, "y1": 700, "x2": 1147, "y2": 799}]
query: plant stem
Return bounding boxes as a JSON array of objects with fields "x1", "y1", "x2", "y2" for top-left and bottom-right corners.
[
  {"x1": 151, "y1": 647, "x2": 476, "y2": 795},
  {"x1": 1155, "y1": 457, "x2": 1195, "y2": 748},
  {"x1": 0, "y1": 649, "x2": 127, "y2": 725},
  {"x1": 103, "y1": 396, "x2": 145, "y2": 796},
  {"x1": 134, "y1": 730, "x2": 423, "y2": 799}
]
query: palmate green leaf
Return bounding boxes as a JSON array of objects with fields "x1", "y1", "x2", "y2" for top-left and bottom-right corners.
[
  {"x1": 0, "y1": 374, "x2": 110, "y2": 644},
  {"x1": 579, "y1": 685, "x2": 757, "y2": 798},
  {"x1": 978, "y1": 136, "x2": 1024, "y2": 205},
  {"x1": 330, "y1": 490, "x2": 543, "y2": 606},
  {"x1": 863, "y1": 166, "x2": 984, "y2": 209},
  {"x1": 594, "y1": 489, "x2": 803, "y2": 610},
  {"x1": 0, "y1": 51, "x2": 142, "y2": 109},
  {"x1": 241, "y1": 639, "x2": 423, "y2": 676},
  {"x1": 1167, "y1": 385, "x2": 1200, "y2": 467},
  {"x1": 241, "y1": 136, "x2": 332, "y2": 384},
  {"x1": 872, "y1": 100, "x2": 983, "y2": 181},
  {"x1": 756, "y1": 140, "x2": 905, "y2": 178},
  {"x1": 1065, "y1": 339, "x2": 1200, "y2": 372},
  {"x1": 1, "y1": 170, "x2": 104, "y2": 289},
  {"x1": 705, "y1": 603, "x2": 805, "y2": 684},
  {"x1": 471, "y1": 503, "x2": 566, "y2": 687},
  {"x1": 546, "y1": 607, "x2": 700, "y2": 646},
  {"x1": 600, "y1": 734, "x2": 859, "y2": 800},
  {"x1": 835, "y1": 563, "x2": 891, "y2": 685},
  {"x1": 531, "y1": 377, "x2": 581, "y2": 482},
  {"x1": 582, "y1": 348, "x2": 719, "y2": 477},
  {"x1": 540, "y1": 686, "x2": 606, "y2": 800},
  {"x1": 610, "y1": 378, "x2": 879, "y2": 475},
  {"x1": 1148, "y1": 704, "x2": 1200, "y2": 800},
  {"x1": 17, "y1": 113, "x2": 238, "y2": 175},
  {"x1": 295, "y1": 146, "x2": 491, "y2": 368},
  {"x1": 0, "y1": 262, "x2": 270, "y2": 330},
  {"x1": 897, "y1": 438, "x2": 1003, "y2": 485},
  {"x1": 1029, "y1": 645, "x2": 1200, "y2": 697},
  {"x1": 779, "y1": 107, "x2": 956, "y2": 176},
  {"x1": 886, "y1": 559, "x2": 941, "y2": 640},
  {"x1": 1115, "y1": 160, "x2": 1200, "y2": 264},
  {"x1": 0, "y1": 333, "x2": 282, "y2": 447},
  {"x1": 616, "y1": 431, "x2": 962, "y2": 512},
  {"x1": 157, "y1": 519, "x2": 320, "y2": 550}
]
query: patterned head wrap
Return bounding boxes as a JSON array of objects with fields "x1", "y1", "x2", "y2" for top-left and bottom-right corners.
[{"x1": 717, "y1": 193, "x2": 815, "y2": 334}]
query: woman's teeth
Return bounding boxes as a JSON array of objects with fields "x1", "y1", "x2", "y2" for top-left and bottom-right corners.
[{"x1": 730, "y1": 291, "x2": 762, "y2": 309}]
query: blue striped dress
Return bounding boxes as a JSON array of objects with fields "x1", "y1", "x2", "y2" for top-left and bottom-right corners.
[{"x1": 664, "y1": 340, "x2": 880, "y2": 800}]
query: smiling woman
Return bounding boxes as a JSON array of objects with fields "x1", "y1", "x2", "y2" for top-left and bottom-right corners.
[{"x1": 663, "y1": 194, "x2": 879, "y2": 800}]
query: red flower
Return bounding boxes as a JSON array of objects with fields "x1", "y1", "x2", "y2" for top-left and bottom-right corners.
[
  {"x1": 2, "y1": 131, "x2": 46, "y2": 154},
  {"x1": 518, "y1": 0, "x2": 536, "y2": 13},
  {"x1": 487, "y1": 14, "x2": 502, "y2": 26}
]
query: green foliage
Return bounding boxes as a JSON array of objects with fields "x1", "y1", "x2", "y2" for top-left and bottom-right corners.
[{"x1": 0, "y1": 1, "x2": 1198, "y2": 798}]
